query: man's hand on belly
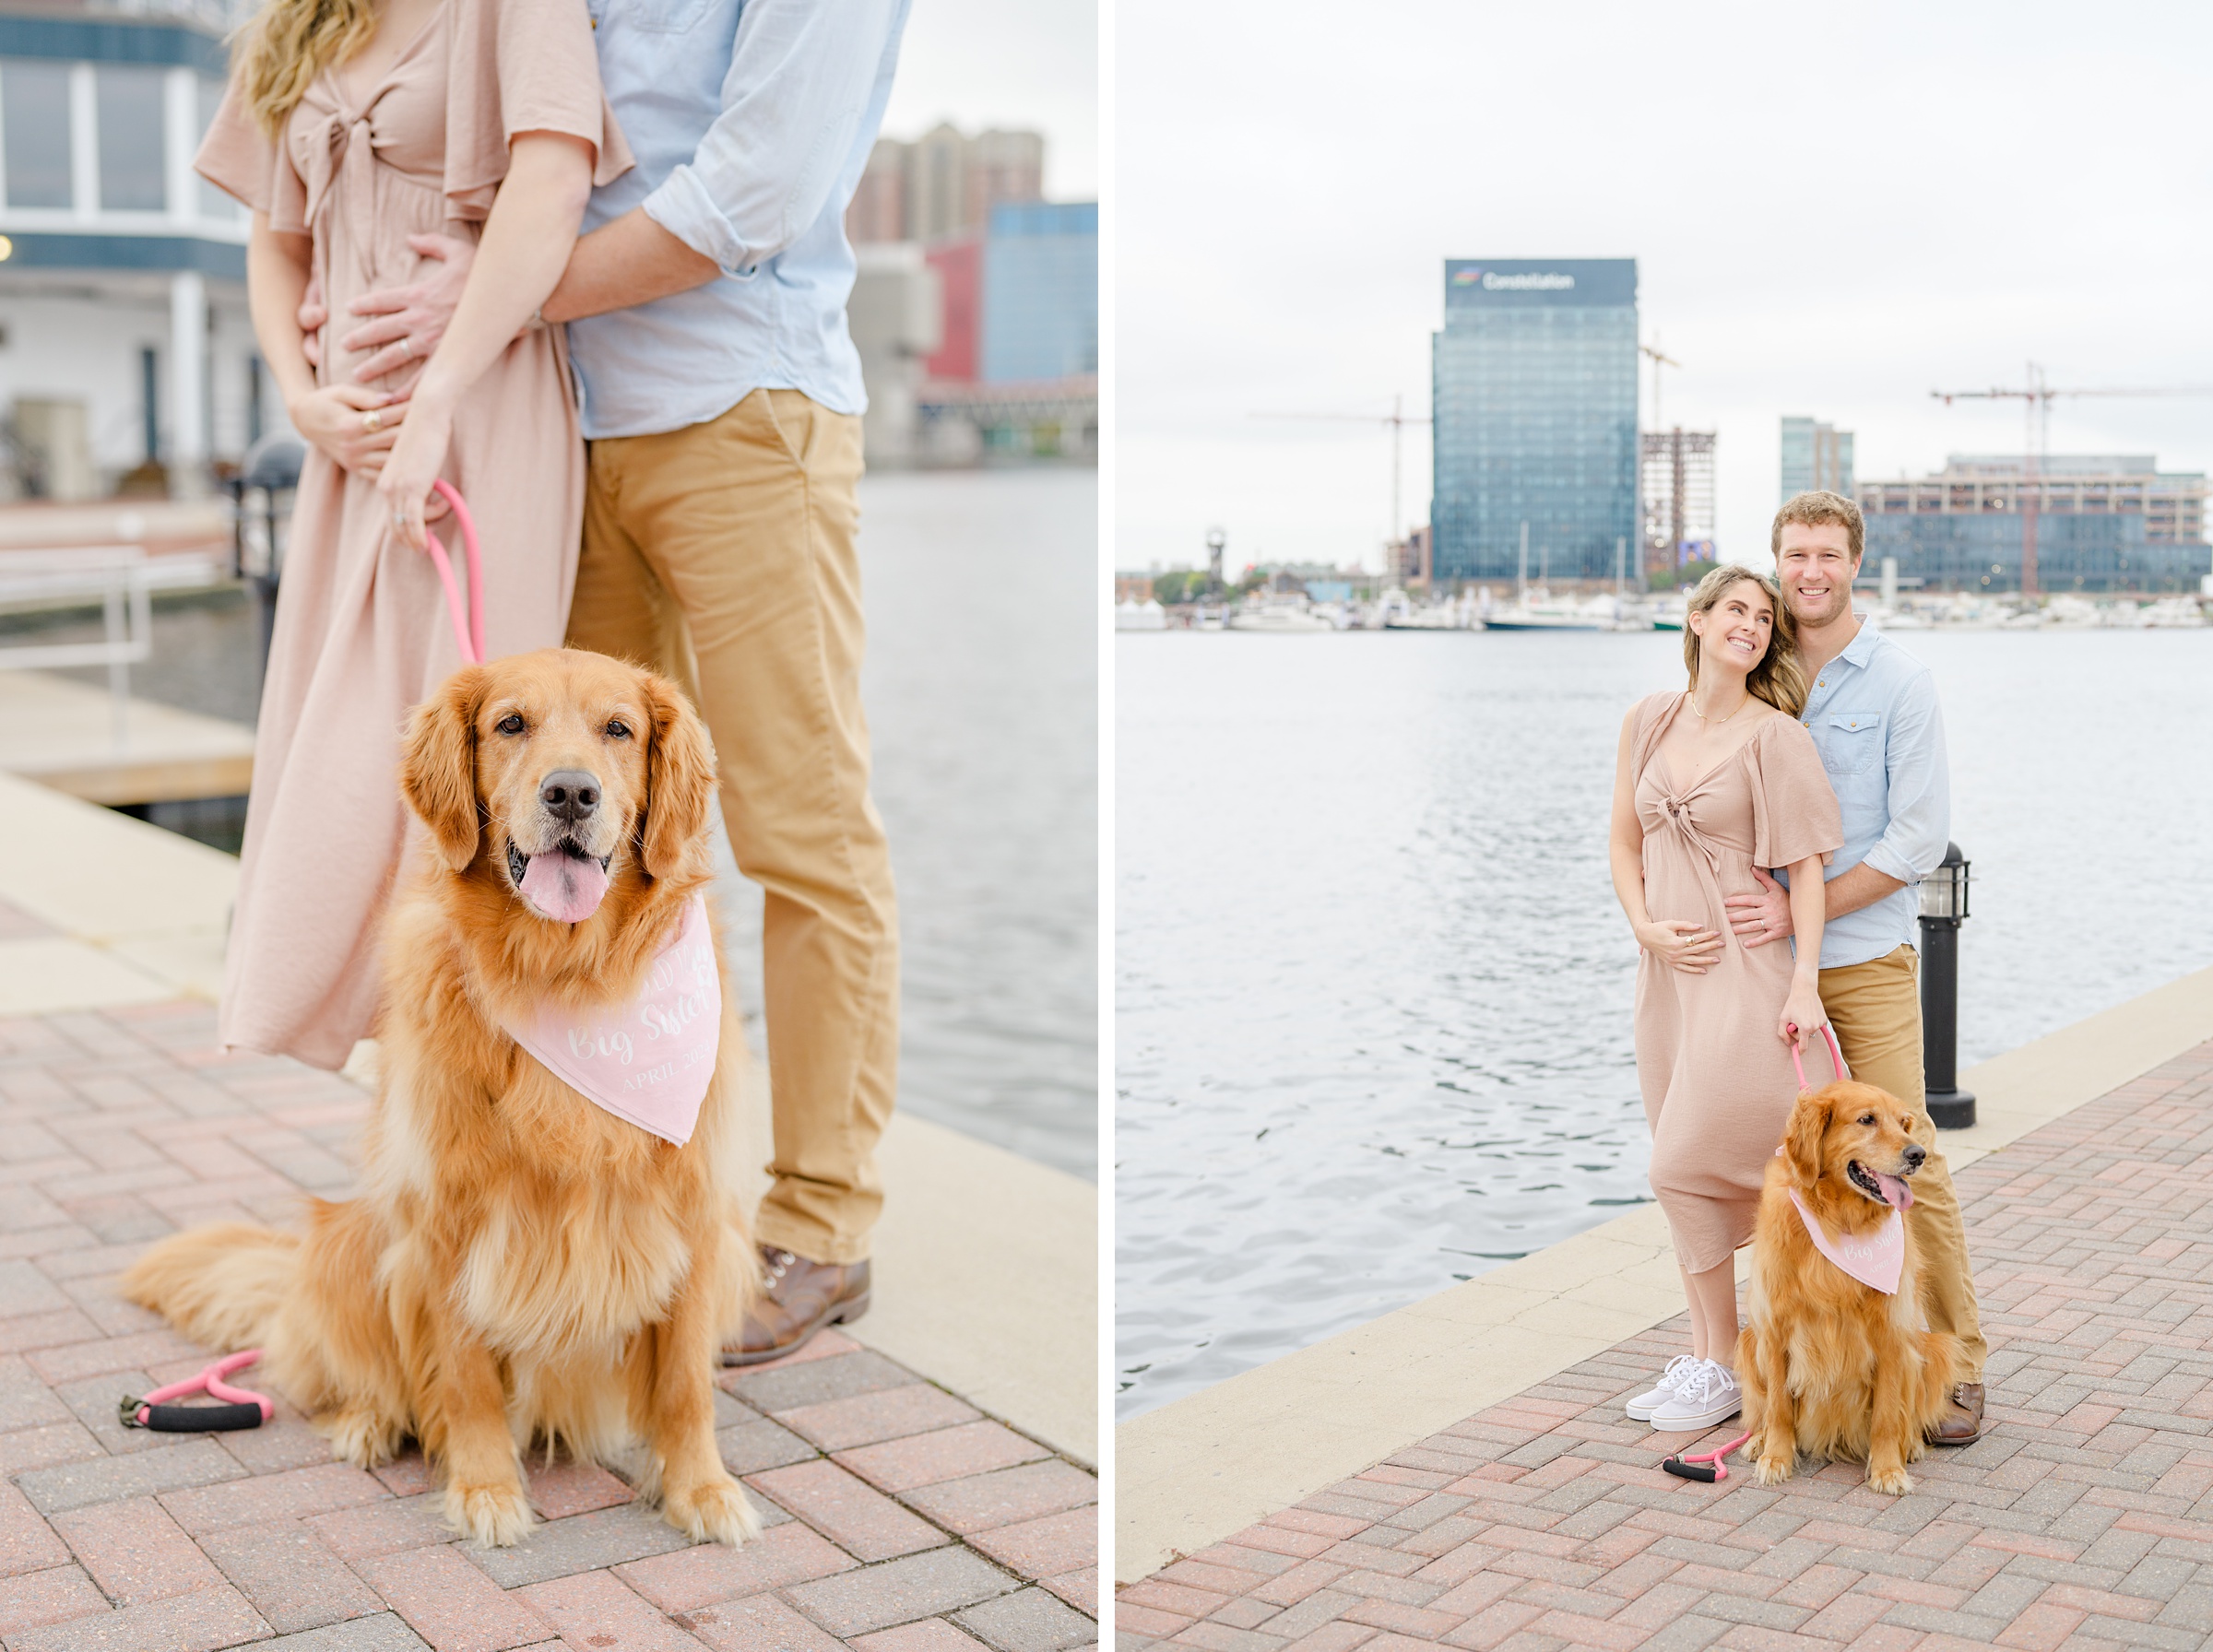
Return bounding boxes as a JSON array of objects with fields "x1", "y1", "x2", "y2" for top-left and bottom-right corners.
[
  {"x1": 1725, "y1": 867, "x2": 1794, "y2": 949},
  {"x1": 337, "y1": 233, "x2": 478, "y2": 385}
]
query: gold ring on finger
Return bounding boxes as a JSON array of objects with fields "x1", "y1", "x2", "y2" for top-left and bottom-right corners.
[{"x1": 362, "y1": 408, "x2": 382, "y2": 433}]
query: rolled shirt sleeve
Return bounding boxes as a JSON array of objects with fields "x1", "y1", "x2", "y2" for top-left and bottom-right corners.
[
  {"x1": 640, "y1": 0, "x2": 906, "y2": 277},
  {"x1": 1860, "y1": 669, "x2": 1950, "y2": 887}
]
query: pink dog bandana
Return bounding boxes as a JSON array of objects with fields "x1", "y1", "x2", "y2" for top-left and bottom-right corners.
[
  {"x1": 500, "y1": 895, "x2": 720, "y2": 1147},
  {"x1": 1787, "y1": 1188, "x2": 1904, "y2": 1294}
]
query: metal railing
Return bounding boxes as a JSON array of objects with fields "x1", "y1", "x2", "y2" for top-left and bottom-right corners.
[{"x1": 0, "y1": 548, "x2": 219, "y2": 748}]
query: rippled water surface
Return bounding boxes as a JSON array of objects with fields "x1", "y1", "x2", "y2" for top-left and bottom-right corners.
[
  {"x1": 1116, "y1": 627, "x2": 2213, "y2": 1417},
  {"x1": 26, "y1": 468, "x2": 1097, "y2": 1178}
]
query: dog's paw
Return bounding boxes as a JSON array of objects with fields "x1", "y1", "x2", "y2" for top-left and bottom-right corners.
[
  {"x1": 1754, "y1": 1452, "x2": 1795, "y2": 1487},
  {"x1": 445, "y1": 1479, "x2": 536, "y2": 1547},
  {"x1": 1867, "y1": 1464, "x2": 1914, "y2": 1497},
  {"x1": 663, "y1": 1473, "x2": 760, "y2": 1547},
  {"x1": 323, "y1": 1408, "x2": 402, "y2": 1469}
]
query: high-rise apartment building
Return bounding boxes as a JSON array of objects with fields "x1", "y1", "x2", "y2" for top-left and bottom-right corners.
[
  {"x1": 1641, "y1": 430, "x2": 1717, "y2": 572},
  {"x1": 1780, "y1": 417, "x2": 1854, "y2": 502},
  {"x1": 1430, "y1": 259, "x2": 1639, "y2": 583},
  {"x1": 846, "y1": 124, "x2": 1046, "y2": 246},
  {"x1": 1859, "y1": 454, "x2": 2210, "y2": 592}
]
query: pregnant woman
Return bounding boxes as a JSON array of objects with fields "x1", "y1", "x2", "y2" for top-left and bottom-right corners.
[
  {"x1": 199, "y1": 0, "x2": 629, "y2": 1067},
  {"x1": 1607, "y1": 565, "x2": 1844, "y2": 1432}
]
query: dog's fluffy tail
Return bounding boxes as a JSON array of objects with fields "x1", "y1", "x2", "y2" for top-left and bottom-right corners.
[{"x1": 119, "y1": 1221, "x2": 300, "y2": 1351}]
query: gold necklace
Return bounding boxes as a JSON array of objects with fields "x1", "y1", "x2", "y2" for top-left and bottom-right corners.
[{"x1": 1687, "y1": 689, "x2": 1747, "y2": 725}]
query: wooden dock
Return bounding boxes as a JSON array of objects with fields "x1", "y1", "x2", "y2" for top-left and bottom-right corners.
[{"x1": 0, "y1": 667, "x2": 253, "y2": 805}]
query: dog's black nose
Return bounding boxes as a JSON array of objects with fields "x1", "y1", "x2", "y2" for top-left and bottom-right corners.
[
  {"x1": 1902, "y1": 1141, "x2": 1926, "y2": 1170},
  {"x1": 538, "y1": 770, "x2": 600, "y2": 823}
]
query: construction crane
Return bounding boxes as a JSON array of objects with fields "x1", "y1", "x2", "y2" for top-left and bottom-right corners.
[
  {"x1": 1251, "y1": 395, "x2": 1432, "y2": 566},
  {"x1": 1640, "y1": 338, "x2": 1683, "y2": 434},
  {"x1": 1931, "y1": 363, "x2": 2213, "y2": 595}
]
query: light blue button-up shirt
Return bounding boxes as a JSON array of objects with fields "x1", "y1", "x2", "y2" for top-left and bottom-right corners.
[
  {"x1": 1790, "y1": 620, "x2": 1952, "y2": 970},
  {"x1": 568, "y1": 0, "x2": 912, "y2": 440}
]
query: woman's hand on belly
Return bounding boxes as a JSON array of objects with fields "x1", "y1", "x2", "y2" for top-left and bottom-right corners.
[
  {"x1": 1635, "y1": 918, "x2": 1723, "y2": 975},
  {"x1": 290, "y1": 382, "x2": 406, "y2": 478}
]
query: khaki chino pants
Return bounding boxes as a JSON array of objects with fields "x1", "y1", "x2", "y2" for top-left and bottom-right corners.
[
  {"x1": 568, "y1": 388, "x2": 897, "y2": 1266},
  {"x1": 1818, "y1": 943, "x2": 1986, "y2": 1382}
]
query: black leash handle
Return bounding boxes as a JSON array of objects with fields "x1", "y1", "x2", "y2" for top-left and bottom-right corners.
[{"x1": 120, "y1": 1397, "x2": 266, "y2": 1433}]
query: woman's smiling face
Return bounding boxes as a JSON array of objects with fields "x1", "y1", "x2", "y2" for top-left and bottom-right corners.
[{"x1": 1690, "y1": 578, "x2": 1774, "y2": 676}]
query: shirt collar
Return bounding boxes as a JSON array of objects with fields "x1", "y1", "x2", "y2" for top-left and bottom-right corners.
[{"x1": 1829, "y1": 616, "x2": 1882, "y2": 674}]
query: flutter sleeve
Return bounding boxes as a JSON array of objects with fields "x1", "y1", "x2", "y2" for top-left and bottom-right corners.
[
  {"x1": 1748, "y1": 714, "x2": 1843, "y2": 871},
  {"x1": 195, "y1": 75, "x2": 308, "y2": 234},
  {"x1": 444, "y1": 0, "x2": 634, "y2": 221}
]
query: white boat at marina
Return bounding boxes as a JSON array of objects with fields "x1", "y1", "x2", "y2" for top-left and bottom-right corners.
[
  {"x1": 2144, "y1": 596, "x2": 2208, "y2": 628},
  {"x1": 1481, "y1": 590, "x2": 1642, "y2": 632},
  {"x1": 1226, "y1": 599, "x2": 1333, "y2": 633}
]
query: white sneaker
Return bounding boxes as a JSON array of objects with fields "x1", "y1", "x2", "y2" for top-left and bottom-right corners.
[
  {"x1": 1624, "y1": 1353, "x2": 1701, "y2": 1421},
  {"x1": 1649, "y1": 1359, "x2": 1742, "y2": 1432}
]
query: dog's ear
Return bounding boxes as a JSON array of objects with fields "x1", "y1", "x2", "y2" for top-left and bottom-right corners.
[
  {"x1": 1783, "y1": 1086, "x2": 1832, "y2": 1191},
  {"x1": 400, "y1": 667, "x2": 488, "y2": 872},
  {"x1": 640, "y1": 671, "x2": 716, "y2": 879}
]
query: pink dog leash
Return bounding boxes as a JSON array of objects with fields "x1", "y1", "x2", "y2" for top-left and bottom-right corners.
[
  {"x1": 418, "y1": 478, "x2": 486, "y2": 666},
  {"x1": 120, "y1": 1350, "x2": 272, "y2": 1433},
  {"x1": 1663, "y1": 1429, "x2": 1754, "y2": 1482},
  {"x1": 1788, "y1": 1021, "x2": 1849, "y2": 1092}
]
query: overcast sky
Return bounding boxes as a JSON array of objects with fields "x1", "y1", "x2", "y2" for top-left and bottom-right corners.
[
  {"x1": 883, "y1": 0, "x2": 1098, "y2": 198},
  {"x1": 1115, "y1": 0, "x2": 2213, "y2": 575}
]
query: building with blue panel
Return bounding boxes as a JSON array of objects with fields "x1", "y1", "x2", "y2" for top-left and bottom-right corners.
[
  {"x1": 1859, "y1": 455, "x2": 2210, "y2": 594},
  {"x1": 979, "y1": 200, "x2": 1095, "y2": 384},
  {"x1": 1430, "y1": 258, "x2": 1639, "y2": 584},
  {"x1": 0, "y1": 6, "x2": 259, "y2": 497}
]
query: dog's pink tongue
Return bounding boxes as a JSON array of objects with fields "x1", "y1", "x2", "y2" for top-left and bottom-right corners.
[
  {"x1": 519, "y1": 851, "x2": 609, "y2": 924},
  {"x1": 1873, "y1": 1170, "x2": 1914, "y2": 1210}
]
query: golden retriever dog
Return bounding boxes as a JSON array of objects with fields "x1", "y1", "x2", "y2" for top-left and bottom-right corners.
[
  {"x1": 1738, "y1": 1080, "x2": 1959, "y2": 1496},
  {"x1": 124, "y1": 648, "x2": 757, "y2": 1549}
]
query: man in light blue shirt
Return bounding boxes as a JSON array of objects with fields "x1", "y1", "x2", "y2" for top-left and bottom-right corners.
[
  {"x1": 326, "y1": 0, "x2": 913, "y2": 1364},
  {"x1": 1726, "y1": 491, "x2": 1987, "y2": 1443}
]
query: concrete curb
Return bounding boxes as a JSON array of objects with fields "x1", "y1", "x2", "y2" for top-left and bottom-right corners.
[{"x1": 1114, "y1": 962, "x2": 2213, "y2": 1582}]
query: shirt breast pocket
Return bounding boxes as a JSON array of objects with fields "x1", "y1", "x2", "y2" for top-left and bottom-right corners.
[
  {"x1": 621, "y1": 0, "x2": 714, "y2": 32},
  {"x1": 1821, "y1": 712, "x2": 1885, "y2": 779}
]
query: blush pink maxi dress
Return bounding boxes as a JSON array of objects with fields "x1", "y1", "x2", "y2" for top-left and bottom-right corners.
[
  {"x1": 1629, "y1": 690, "x2": 1845, "y2": 1272},
  {"x1": 198, "y1": 0, "x2": 632, "y2": 1068}
]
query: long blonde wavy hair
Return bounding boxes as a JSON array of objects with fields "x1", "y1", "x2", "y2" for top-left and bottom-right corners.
[
  {"x1": 1681, "y1": 564, "x2": 1809, "y2": 717},
  {"x1": 237, "y1": 0, "x2": 378, "y2": 136}
]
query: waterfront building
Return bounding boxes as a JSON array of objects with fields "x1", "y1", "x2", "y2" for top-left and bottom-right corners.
[
  {"x1": 1859, "y1": 454, "x2": 2210, "y2": 593},
  {"x1": 1780, "y1": 416, "x2": 1853, "y2": 502},
  {"x1": 978, "y1": 200, "x2": 1095, "y2": 384},
  {"x1": 846, "y1": 124, "x2": 1045, "y2": 247},
  {"x1": 0, "y1": 4, "x2": 261, "y2": 499},
  {"x1": 847, "y1": 125, "x2": 1095, "y2": 462},
  {"x1": 1390, "y1": 524, "x2": 1433, "y2": 587},
  {"x1": 1640, "y1": 429, "x2": 1716, "y2": 573},
  {"x1": 1430, "y1": 259, "x2": 1638, "y2": 584}
]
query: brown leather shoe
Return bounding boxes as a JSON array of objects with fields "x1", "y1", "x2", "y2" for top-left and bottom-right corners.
[
  {"x1": 721, "y1": 1245, "x2": 870, "y2": 1367},
  {"x1": 1929, "y1": 1381, "x2": 1983, "y2": 1446}
]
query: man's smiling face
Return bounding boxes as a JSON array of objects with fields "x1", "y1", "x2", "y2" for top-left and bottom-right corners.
[{"x1": 1775, "y1": 521, "x2": 1859, "y2": 627}]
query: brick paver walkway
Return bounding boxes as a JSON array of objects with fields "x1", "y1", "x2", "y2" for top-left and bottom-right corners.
[
  {"x1": 0, "y1": 1001, "x2": 1096, "y2": 1652},
  {"x1": 1119, "y1": 1038, "x2": 2213, "y2": 1652}
]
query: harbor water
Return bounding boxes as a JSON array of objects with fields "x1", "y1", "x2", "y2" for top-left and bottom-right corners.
[
  {"x1": 18, "y1": 468, "x2": 1097, "y2": 1179},
  {"x1": 1116, "y1": 625, "x2": 2213, "y2": 1417}
]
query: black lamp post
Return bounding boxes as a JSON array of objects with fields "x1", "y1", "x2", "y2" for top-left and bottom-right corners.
[
  {"x1": 226, "y1": 436, "x2": 303, "y2": 682},
  {"x1": 1920, "y1": 843, "x2": 1973, "y2": 1128}
]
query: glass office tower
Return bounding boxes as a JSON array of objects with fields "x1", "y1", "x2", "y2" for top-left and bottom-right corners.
[{"x1": 1431, "y1": 259, "x2": 1639, "y2": 584}]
